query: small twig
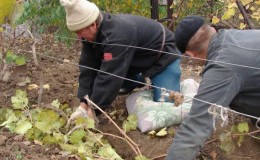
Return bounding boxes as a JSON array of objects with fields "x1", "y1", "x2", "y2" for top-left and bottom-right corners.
[
  {"x1": 232, "y1": 129, "x2": 260, "y2": 136},
  {"x1": 87, "y1": 129, "x2": 105, "y2": 146},
  {"x1": 95, "y1": 129, "x2": 138, "y2": 156},
  {"x1": 151, "y1": 154, "x2": 167, "y2": 160},
  {"x1": 27, "y1": 29, "x2": 43, "y2": 106},
  {"x1": 205, "y1": 138, "x2": 218, "y2": 145},
  {"x1": 67, "y1": 124, "x2": 85, "y2": 136},
  {"x1": 86, "y1": 98, "x2": 142, "y2": 156}
]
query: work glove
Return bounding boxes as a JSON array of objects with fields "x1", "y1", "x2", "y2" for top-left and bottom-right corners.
[
  {"x1": 66, "y1": 106, "x2": 89, "y2": 128},
  {"x1": 69, "y1": 105, "x2": 89, "y2": 120}
]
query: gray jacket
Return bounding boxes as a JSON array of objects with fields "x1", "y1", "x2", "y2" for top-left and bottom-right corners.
[{"x1": 166, "y1": 29, "x2": 260, "y2": 160}]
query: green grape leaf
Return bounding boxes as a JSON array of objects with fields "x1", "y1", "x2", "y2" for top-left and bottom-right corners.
[
  {"x1": 78, "y1": 143, "x2": 93, "y2": 155},
  {"x1": 0, "y1": 109, "x2": 18, "y2": 126},
  {"x1": 11, "y1": 90, "x2": 28, "y2": 109},
  {"x1": 135, "y1": 155, "x2": 151, "y2": 160},
  {"x1": 59, "y1": 143, "x2": 78, "y2": 153},
  {"x1": 75, "y1": 117, "x2": 95, "y2": 129},
  {"x1": 219, "y1": 133, "x2": 235, "y2": 154},
  {"x1": 51, "y1": 99, "x2": 60, "y2": 108},
  {"x1": 122, "y1": 114, "x2": 137, "y2": 132},
  {"x1": 25, "y1": 127, "x2": 44, "y2": 141},
  {"x1": 35, "y1": 121, "x2": 53, "y2": 133},
  {"x1": 53, "y1": 132, "x2": 65, "y2": 143},
  {"x1": 14, "y1": 120, "x2": 32, "y2": 134},
  {"x1": 237, "y1": 122, "x2": 249, "y2": 133},
  {"x1": 5, "y1": 51, "x2": 16, "y2": 64},
  {"x1": 14, "y1": 56, "x2": 26, "y2": 66},
  {"x1": 69, "y1": 129, "x2": 86, "y2": 144},
  {"x1": 98, "y1": 145, "x2": 123, "y2": 160},
  {"x1": 43, "y1": 134, "x2": 58, "y2": 144}
]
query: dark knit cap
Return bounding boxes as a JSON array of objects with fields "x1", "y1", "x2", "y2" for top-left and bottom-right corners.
[{"x1": 175, "y1": 15, "x2": 205, "y2": 53}]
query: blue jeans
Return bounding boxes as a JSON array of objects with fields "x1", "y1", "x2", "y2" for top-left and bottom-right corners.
[
  {"x1": 151, "y1": 59, "x2": 181, "y2": 102},
  {"x1": 121, "y1": 59, "x2": 181, "y2": 102}
]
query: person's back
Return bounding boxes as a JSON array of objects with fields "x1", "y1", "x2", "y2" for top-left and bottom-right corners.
[
  {"x1": 207, "y1": 29, "x2": 260, "y2": 113},
  {"x1": 166, "y1": 16, "x2": 260, "y2": 160}
]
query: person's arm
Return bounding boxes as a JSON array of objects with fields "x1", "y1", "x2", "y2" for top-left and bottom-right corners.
[
  {"x1": 166, "y1": 64, "x2": 243, "y2": 160},
  {"x1": 89, "y1": 39, "x2": 136, "y2": 109},
  {"x1": 75, "y1": 41, "x2": 100, "y2": 116}
]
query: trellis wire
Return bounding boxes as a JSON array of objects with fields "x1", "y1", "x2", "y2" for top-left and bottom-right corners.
[{"x1": 34, "y1": 51, "x2": 260, "y2": 122}]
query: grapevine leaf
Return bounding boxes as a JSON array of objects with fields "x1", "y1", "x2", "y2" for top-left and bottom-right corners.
[
  {"x1": 53, "y1": 132, "x2": 65, "y2": 143},
  {"x1": 241, "y1": 0, "x2": 252, "y2": 6},
  {"x1": 75, "y1": 117, "x2": 95, "y2": 129},
  {"x1": 14, "y1": 120, "x2": 32, "y2": 134},
  {"x1": 122, "y1": 114, "x2": 137, "y2": 132},
  {"x1": 51, "y1": 99, "x2": 60, "y2": 108},
  {"x1": 148, "y1": 130, "x2": 156, "y2": 135},
  {"x1": 0, "y1": 109, "x2": 18, "y2": 126},
  {"x1": 25, "y1": 127, "x2": 45, "y2": 141},
  {"x1": 28, "y1": 84, "x2": 39, "y2": 90},
  {"x1": 35, "y1": 121, "x2": 53, "y2": 133},
  {"x1": 35, "y1": 110, "x2": 61, "y2": 133},
  {"x1": 15, "y1": 56, "x2": 26, "y2": 66},
  {"x1": 135, "y1": 155, "x2": 151, "y2": 160},
  {"x1": 11, "y1": 90, "x2": 28, "y2": 109},
  {"x1": 78, "y1": 143, "x2": 93, "y2": 156},
  {"x1": 98, "y1": 145, "x2": 123, "y2": 160},
  {"x1": 239, "y1": 23, "x2": 247, "y2": 29},
  {"x1": 156, "y1": 127, "x2": 168, "y2": 137},
  {"x1": 59, "y1": 143, "x2": 78, "y2": 153},
  {"x1": 43, "y1": 134, "x2": 58, "y2": 144},
  {"x1": 237, "y1": 122, "x2": 249, "y2": 133},
  {"x1": 222, "y1": 8, "x2": 235, "y2": 20},
  {"x1": 69, "y1": 129, "x2": 86, "y2": 144},
  {"x1": 5, "y1": 51, "x2": 16, "y2": 64},
  {"x1": 43, "y1": 84, "x2": 50, "y2": 90},
  {"x1": 219, "y1": 133, "x2": 235, "y2": 154},
  {"x1": 212, "y1": 16, "x2": 220, "y2": 24}
]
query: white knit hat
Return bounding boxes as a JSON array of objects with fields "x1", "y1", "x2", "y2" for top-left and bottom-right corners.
[{"x1": 60, "y1": 0, "x2": 99, "y2": 31}]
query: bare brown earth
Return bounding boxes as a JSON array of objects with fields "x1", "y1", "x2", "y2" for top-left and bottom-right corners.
[{"x1": 0, "y1": 33, "x2": 259, "y2": 160}]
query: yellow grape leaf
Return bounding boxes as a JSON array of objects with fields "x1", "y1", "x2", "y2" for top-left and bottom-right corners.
[
  {"x1": 156, "y1": 127, "x2": 167, "y2": 137},
  {"x1": 43, "y1": 84, "x2": 50, "y2": 90},
  {"x1": 212, "y1": 16, "x2": 220, "y2": 24},
  {"x1": 239, "y1": 23, "x2": 247, "y2": 29},
  {"x1": 250, "y1": 6, "x2": 255, "y2": 11},
  {"x1": 256, "y1": 0, "x2": 260, "y2": 5},
  {"x1": 241, "y1": 0, "x2": 252, "y2": 6},
  {"x1": 228, "y1": 3, "x2": 237, "y2": 9},
  {"x1": 252, "y1": 11, "x2": 260, "y2": 20},
  {"x1": 222, "y1": 8, "x2": 235, "y2": 20},
  {"x1": 239, "y1": 14, "x2": 244, "y2": 19},
  {"x1": 0, "y1": 27, "x2": 3, "y2": 32},
  {"x1": 148, "y1": 130, "x2": 156, "y2": 135},
  {"x1": 28, "y1": 84, "x2": 39, "y2": 90}
]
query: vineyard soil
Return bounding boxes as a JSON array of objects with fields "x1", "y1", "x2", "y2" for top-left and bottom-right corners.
[{"x1": 0, "y1": 34, "x2": 259, "y2": 160}]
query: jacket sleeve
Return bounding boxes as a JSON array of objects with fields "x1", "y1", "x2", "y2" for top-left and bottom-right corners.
[
  {"x1": 166, "y1": 64, "x2": 243, "y2": 160},
  {"x1": 90, "y1": 40, "x2": 136, "y2": 108},
  {"x1": 77, "y1": 41, "x2": 100, "y2": 99}
]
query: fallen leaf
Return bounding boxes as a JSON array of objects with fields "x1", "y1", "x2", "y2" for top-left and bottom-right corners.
[
  {"x1": 43, "y1": 84, "x2": 50, "y2": 90},
  {"x1": 28, "y1": 84, "x2": 39, "y2": 90},
  {"x1": 156, "y1": 127, "x2": 168, "y2": 137}
]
